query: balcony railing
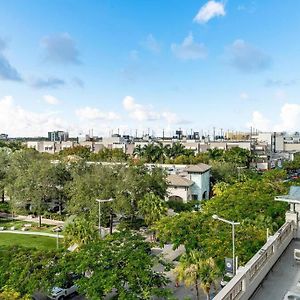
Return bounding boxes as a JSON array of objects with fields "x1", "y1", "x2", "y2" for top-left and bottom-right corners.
[{"x1": 213, "y1": 221, "x2": 294, "y2": 300}]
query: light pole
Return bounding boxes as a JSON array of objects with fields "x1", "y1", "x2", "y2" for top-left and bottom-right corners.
[
  {"x1": 212, "y1": 214, "x2": 240, "y2": 275},
  {"x1": 96, "y1": 198, "x2": 114, "y2": 237}
]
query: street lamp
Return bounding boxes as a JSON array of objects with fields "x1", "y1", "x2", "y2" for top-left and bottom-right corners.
[
  {"x1": 212, "y1": 214, "x2": 240, "y2": 275},
  {"x1": 96, "y1": 198, "x2": 114, "y2": 237}
]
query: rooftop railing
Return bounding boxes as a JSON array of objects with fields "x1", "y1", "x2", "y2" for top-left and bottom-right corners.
[{"x1": 213, "y1": 221, "x2": 294, "y2": 300}]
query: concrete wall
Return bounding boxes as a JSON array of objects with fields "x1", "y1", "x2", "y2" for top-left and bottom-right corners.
[
  {"x1": 284, "y1": 143, "x2": 300, "y2": 152},
  {"x1": 188, "y1": 171, "x2": 210, "y2": 200},
  {"x1": 167, "y1": 186, "x2": 191, "y2": 203},
  {"x1": 213, "y1": 221, "x2": 295, "y2": 300}
]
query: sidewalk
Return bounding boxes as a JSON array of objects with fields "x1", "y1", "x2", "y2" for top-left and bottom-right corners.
[
  {"x1": 0, "y1": 212, "x2": 64, "y2": 226},
  {"x1": 0, "y1": 230, "x2": 64, "y2": 238}
]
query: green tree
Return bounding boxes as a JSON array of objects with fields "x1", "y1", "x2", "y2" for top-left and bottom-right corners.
[
  {"x1": 7, "y1": 155, "x2": 58, "y2": 226},
  {"x1": 176, "y1": 252, "x2": 219, "y2": 300},
  {"x1": 0, "y1": 149, "x2": 10, "y2": 202},
  {"x1": 59, "y1": 145, "x2": 91, "y2": 160},
  {"x1": 63, "y1": 216, "x2": 98, "y2": 248},
  {"x1": 54, "y1": 231, "x2": 170, "y2": 300},
  {"x1": 138, "y1": 193, "x2": 167, "y2": 226},
  {"x1": 0, "y1": 246, "x2": 60, "y2": 297}
]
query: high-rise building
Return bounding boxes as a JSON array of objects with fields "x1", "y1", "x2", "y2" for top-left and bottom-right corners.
[{"x1": 48, "y1": 131, "x2": 69, "y2": 142}]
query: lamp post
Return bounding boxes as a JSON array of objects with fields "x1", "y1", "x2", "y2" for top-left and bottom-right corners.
[
  {"x1": 96, "y1": 198, "x2": 114, "y2": 237},
  {"x1": 212, "y1": 214, "x2": 240, "y2": 275}
]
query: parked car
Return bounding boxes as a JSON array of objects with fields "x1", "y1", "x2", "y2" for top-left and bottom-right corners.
[{"x1": 49, "y1": 285, "x2": 77, "y2": 300}]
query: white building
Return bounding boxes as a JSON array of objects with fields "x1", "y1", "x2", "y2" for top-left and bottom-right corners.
[{"x1": 165, "y1": 163, "x2": 211, "y2": 203}]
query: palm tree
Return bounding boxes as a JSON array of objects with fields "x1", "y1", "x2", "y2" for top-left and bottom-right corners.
[
  {"x1": 63, "y1": 217, "x2": 98, "y2": 248},
  {"x1": 199, "y1": 257, "x2": 220, "y2": 300},
  {"x1": 133, "y1": 145, "x2": 145, "y2": 158},
  {"x1": 176, "y1": 251, "x2": 220, "y2": 300}
]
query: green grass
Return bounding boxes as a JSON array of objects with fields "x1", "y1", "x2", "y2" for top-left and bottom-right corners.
[{"x1": 0, "y1": 233, "x2": 57, "y2": 249}]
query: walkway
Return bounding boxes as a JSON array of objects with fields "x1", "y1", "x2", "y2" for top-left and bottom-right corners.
[
  {"x1": 251, "y1": 240, "x2": 300, "y2": 300},
  {"x1": 0, "y1": 212, "x2": 64, "y2": 226},
  {"x1": 0, "y1": 230, "x2": 64, "y2": 238}
]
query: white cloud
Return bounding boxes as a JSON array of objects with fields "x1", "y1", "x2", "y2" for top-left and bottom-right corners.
[
  {"x1": 246, "y1": 111, "x2": 271, "y2": 131},
  {"x1": 240, "y1": 92, "x2": 249, "y2": 100},
  {"x1": 194, "y1": 1, "x2": 226, "y2": 24},
  {"x1": 247, "y1": 103, "x2": 300, "y2": 132},
  {"x1": 122, "y1": 96, "x2": 186, "y2": 124},
  {"x1": 142, "y1": 34, "x2": 161, "y2": 53},
  {"x1": 274, "y1": 103, "x2": 300, "y2": 131},
  {"x1": 75, "y1": 107, "x2": 119, "y2": 121},
  {"x1": 171, "y1": 33, "x2": 207, "y2": 60},
  {"x1": 43, "y1": 95, "x2": 60, "y2": 105},
  {"x1": 0, "y1": 96, "x2": 68, "y2": 137},
  {"x1": 123, "y1": 96, "x2": 160, "y2": 122}
]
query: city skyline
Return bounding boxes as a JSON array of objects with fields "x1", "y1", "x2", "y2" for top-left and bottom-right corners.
[{"x1": 0, "y1": 0, "x2": 300, "y2": 137}]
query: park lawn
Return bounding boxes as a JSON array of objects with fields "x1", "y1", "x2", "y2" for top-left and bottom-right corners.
[{"x1": 0, "y1": 233, "x2": 57, "y2": 250}]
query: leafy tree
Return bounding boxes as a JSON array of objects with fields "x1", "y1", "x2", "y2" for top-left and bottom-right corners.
[
  {"x1": 283, "y1": 152, "x2": 300, "y2": 172},
  {"x1": 54, "y1": 231, "x2": 170, "y2": 300},
  {"x1": 0, "y1": 287, "x2": 30, "y2": 300},
  {"x1": 138, "y1": 193, "x2": 167, "y2": 226},
  {"x1": 90, "y1": 148, "x2": 128, "y2": 162},
  {"x1": 59, "y1": 145, "x2": 91, "y2": 160},
  {"x1": 115, "y1": 165, "x2": 167, "y2": 222},
  {"x1": 207, "y1": 148, "x2": 224, "y2": 161},
  {"x1": 223, "y1": 147, "x2": 253, "y2": 167},
  {"x1": 66, "y1": 164, "x2": 116, "y2": 226},
  {"x1": 63, "y1": 216, "x2": 98, "y2": 248},
  {"x1": 7, "y1": 155, "x2": 59, "y2": 226},
  {"x1": 0, "y1": 149, "x2": 10, "y2": 202},
  {"x1": 155, "y1": 170, "x2": 289, "y2": 270},
  {"x1": 0, "y1": 246, "x2": 61, "y2": 297}
]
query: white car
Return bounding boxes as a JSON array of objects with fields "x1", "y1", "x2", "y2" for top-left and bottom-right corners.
[{"x1": 49, "y1": 285, "x2": 77, "y2": 300}]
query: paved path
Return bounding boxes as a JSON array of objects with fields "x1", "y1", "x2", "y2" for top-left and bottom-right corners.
[
  {"x1": 0, "y1": 212, "x2": 64, "y2": 226},
  {"x1": 0, "y1": 230, "x2": 64, "y2": 238}
]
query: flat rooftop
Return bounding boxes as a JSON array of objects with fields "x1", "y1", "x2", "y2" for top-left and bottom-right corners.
[{"x1": 251, "y1": 240, "x2": 300, "y2": 300}]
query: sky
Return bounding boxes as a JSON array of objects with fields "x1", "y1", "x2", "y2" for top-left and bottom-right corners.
[{"x1": 0, "y1": 0, "x2": 300, "y2": 137}]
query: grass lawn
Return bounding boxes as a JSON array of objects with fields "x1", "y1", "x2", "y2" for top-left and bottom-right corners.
[{"x1": 0, "y1": 233, "x2": 57, "y2": 249}]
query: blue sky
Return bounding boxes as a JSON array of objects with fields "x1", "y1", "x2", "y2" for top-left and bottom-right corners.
[{"x1": 0, "y1": 0, "x2": 299, "y2": 137}]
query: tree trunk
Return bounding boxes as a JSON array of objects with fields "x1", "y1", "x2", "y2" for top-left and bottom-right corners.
[
  {"x1": 1, "y1": 190, "x2": 4, "y2": 203},
  {"x1": 195, "y1": 280, "x2": 200, "y2": 300},
  {"x1": 109, "y1": 209, "x2": 113, "y2": 234},
  {"x1": 38, "y1": 214, "x2": 42, "y2": 227}
]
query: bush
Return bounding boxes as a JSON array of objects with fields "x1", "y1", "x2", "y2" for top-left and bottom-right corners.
[
  {"x1": 0, "y1": 202, "x2": 10, "y2": 213},
  {"x1": 166, "y1": 200, "x2": 200, "y2": 213}
]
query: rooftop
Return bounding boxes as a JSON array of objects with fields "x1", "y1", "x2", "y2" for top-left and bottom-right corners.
[
  {"x1": 185, "y1": 163, "x2": 211, "y2": 173},
  {"x1": 251, "y1": 239, "x2": 300, "y2": 300},
  {"x1": 167, "y1": 174, "x2": 194, "y2": 187}
]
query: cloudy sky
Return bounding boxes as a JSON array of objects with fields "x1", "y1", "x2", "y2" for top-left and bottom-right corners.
[{"x1": 0, "y1": 0, "x2": 300, "y2": 137}]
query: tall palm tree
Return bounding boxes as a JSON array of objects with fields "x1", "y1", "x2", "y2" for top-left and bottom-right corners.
[{"x1": 176, "y1": 251, "x2": 219, "y2": 300}]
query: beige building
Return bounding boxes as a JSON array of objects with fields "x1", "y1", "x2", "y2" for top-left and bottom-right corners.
[{"x1": 167, "y1": 174, "x2": 194, "y2": 203}]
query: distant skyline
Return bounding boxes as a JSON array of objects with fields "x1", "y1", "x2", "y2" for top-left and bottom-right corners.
[{"x1": 0, "y1": 0, "x2": 299, "y2": 137}]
